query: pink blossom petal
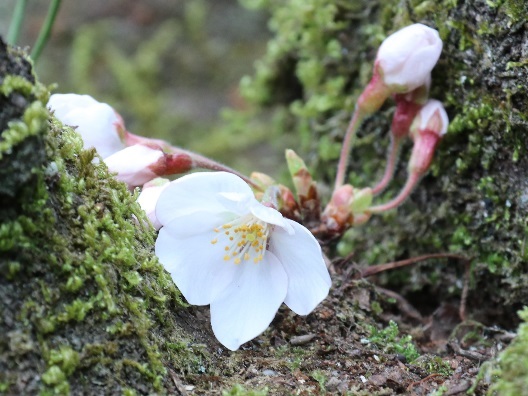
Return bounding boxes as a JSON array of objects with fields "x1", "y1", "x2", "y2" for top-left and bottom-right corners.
[{"x1": 105, "y1": 145, "x2": 162, "y2": 187}]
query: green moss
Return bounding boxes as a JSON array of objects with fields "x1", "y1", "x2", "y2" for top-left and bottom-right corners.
[
  {"x1": 489, "y1": 307, "x2": 528, "y2": 394},
  {"x1": 311, "y1": 370, "x2": 327, "y2": 393},
  {"x1": 366, "y1": 320, "x2": 420, "y2": 362},
  {"x1": 413, "y1": 356, "x2": 453, "y2": 377},
  {"x1": 0, "y1": 43, "x2": 205, "y2": 395},
  {"x1": 222, "y1": 384, "x2": 269, "y2": 396}
]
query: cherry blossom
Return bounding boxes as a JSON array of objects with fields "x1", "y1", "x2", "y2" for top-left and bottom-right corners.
[{"x1": 155, "y1": 172, "x2": 331, "y2": 350}]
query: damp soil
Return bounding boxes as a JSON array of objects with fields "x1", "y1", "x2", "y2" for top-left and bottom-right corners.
[{"x1": 165, "y1": 264, "x2": 510, "y2": 395}]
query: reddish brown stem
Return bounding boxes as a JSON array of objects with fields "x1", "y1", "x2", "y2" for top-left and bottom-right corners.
[
  {"x1": 356, "y1": 253, "x2": 470, "y2": 278},
  {"x1": 368, "y1": 171, "x2": 421, "y2": 213},
  {"x1": 371, "y1": 135, "x2": 402, "y2": 195}
]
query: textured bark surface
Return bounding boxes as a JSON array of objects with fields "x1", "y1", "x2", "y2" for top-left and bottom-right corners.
[{"x1": 1, "y1": 0, "x2": 527, "y2": 394}]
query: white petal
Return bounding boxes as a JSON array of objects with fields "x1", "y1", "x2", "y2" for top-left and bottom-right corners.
[
  {"x1": 216, "y1": 192, "x2": 256, "y2": 215},
  {"x1": 269, "y1": 220, "x2": 331, "y2": 316},
  {"x1": 137, "y1": 181, "x2": 169, "y2": 230},
  {"x1": 210, "y1": 252, "x2": 288, "y2": 350},
  {"x1": 48, "y1": 94, "x2": 99, "y2": 119},
  {"x1": 250, "y1": 203, "x2": 294, "y2": 234},
  {"x1": 155, "y1": 227, "x2": 238, "y2": 305},
  {"x1": 156, "y1": 172, "x2": 254, "y2": 226},
  {"x1": 70, "y1": 104, "x2": 125, "y2": 158},
  {"x1": 105, "y1": 145, "x2": 162, "y2": 187},
  {"x1": 162, "y1": 211, "x2": 234, "y2": 238},
  {"x1": 50, "y1": 96, "x2": 125, "y2": 158}
]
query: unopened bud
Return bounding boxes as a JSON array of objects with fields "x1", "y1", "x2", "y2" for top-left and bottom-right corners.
[
  {"x1": 376, "y1": 24, "x2": 442, "y2": 93},
  {"x1": 408, "y1": 100, "x2": 449, "y2": 174},
  {"x1": 277, "y1": 185, "x2": 301, "y2": 221},
  {"x1": 349, "y1": 188, "x2": 373, "y2": 214},
  {"x1": 105, "y1": 144, "x2": 165, "y2": 188},
  {"x1": 391, "y1": 77, "x2": 431, "y2": 139},
  {"x1": 322, "y1": 185, "x2": 354, "y2": 231},
  {"x1": 105, "y1": 144, "x2": 194, "y2": 188},
  {"x1": 286, "y1": 149, "x2": 314, "y2": 199},
  {"x1": 250, "y1": 172, "x2": 276, "y2": 191}
]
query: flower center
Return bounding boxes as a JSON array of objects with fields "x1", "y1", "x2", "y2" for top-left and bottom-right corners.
[{"x1": 211, "y1": 214, "x2": 270, "y2": 265}]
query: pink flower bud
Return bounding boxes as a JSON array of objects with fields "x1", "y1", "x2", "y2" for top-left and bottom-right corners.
[
  {"x1": 105, "y1": 144, "x2": 164, "y2": 187},
  {"x1": 137, "y1": 178, "x2": 169, "y2": 230},
  {"x1": 391, "y1": 76, "x2": 431, "y2": 139},
  {"x1": 322, "y1": 185, "x2": 354, "y2": 232},
  {"x1": 408, "y1": 99, "x2": 449, "y2": 174},
  {"x1": 376, "y1": 24, "x2": 442, "y2": 93},
  {"x1": 105, "y1": 144, "x2": 196, "y2": 188},
  {"x1": 47, "y1": 94, "x2": 126, "y2": 158}
]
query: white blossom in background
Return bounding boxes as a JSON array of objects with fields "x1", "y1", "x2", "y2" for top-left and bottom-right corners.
[
  {"x1": 376, "y1": 23, "x2": 443, "y2": 92},
  {"x1": 155, "y1": 172, "x2": 331, "y2": 350},
  {"x1": 137, "y1": 178, "x2": 170, "y2": 230},
  {"x1": 47, "y1": 93, "x2": 126, "y2": 158}
]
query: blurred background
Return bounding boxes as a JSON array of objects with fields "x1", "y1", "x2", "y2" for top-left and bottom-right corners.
[{"x1": 0, "y1": 0, "x2": 292, "y2": 177}]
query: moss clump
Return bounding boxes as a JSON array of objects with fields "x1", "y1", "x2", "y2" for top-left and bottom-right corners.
[
  {"x1": 366, "y1": 320, "x2": 420, "y2": 363},
  {"x1": 0, "y1": 39, "x2": 205, "y2": 394},
  {"x1": 489, "y1": 307, "x2": 528, "y2": 395},
  {"x1": 222, "y1": 384, "x2": 269, "y2": 396}
]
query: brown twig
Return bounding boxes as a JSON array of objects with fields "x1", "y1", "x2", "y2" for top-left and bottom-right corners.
[
  {"x1": 375, "y1": 286, "x2": 424, "y2": 322},
  {"x1": 406, "y1": 373, "x2": 445, "y2": 392},
  {"x1": 355, "y1": 253, "x2": 473, "y2": 322},
  {"x1": 355, "y1": 253, "x2": 470, "y2": 278},
  {"x1": 448, "y1": 341, "x2": 488, "y2": 361},
  {"x1": 459, "y1": 259, "x2": 472, "y2": 321}
]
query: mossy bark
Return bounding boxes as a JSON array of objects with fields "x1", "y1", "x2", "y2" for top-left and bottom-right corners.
[
  {"x1": 1, "y1": 0, "x2": 528, "y2": 394},
  {"x1": 0, "y1": 39, "x2": 210, "y2": 395}
]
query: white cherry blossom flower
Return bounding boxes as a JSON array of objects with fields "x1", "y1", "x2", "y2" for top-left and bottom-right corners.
[
  {"x1": 155, "y1": 172, "x2": 331, "y2": 350},
  {"x1": 47, "y1": 93, "x2": 126, "y2": 158},
  {"x1": 376, "y1": 23, "x2": 442, "y2": 92}
]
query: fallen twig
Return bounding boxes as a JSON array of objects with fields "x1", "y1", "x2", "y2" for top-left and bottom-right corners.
[{"x1": 355, "y1": 253, "x2": 473, "y2": 321}]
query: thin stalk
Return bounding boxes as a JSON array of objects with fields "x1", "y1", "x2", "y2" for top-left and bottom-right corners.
[
  {"x1": 368, "y1": 171, "x2": 420, "y2": 213},
  {"x1": 30, "y1": 0, "x2": 62, "y2": 62},
  {"x1": 371, "y1": 135, "x2": 402, "y2": 195},
  {"x1": 334, "y1": 109, "x2": 365, "y2": 189},
  {"x1": 124, "y1": 132, "x2": 262, "y2": 191},
  {"x1": 7, "y1": 0, "x2": 28, "y2": 45},
  {"x1": 357, "y1": 253, "x2": 470, "y2": 278},
  {"x1": 190, "y1": 153, "x2": 263, "y2": 191}
]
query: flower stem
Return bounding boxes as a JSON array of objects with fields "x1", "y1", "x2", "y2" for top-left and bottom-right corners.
[
  {"x1": 7, "y1": 0, "x2": 28, "y2": 45},
  {"x1": 30, "y1": 0, "x2": 62, "y2": 62},
  {"x1": 124, "y1": 132, "x2": 262, "y2": 190},
  {"x1": 334, "y1": 108, "x2": 365, "y2": 189},
  {"x1": 371, "y1": 135, "x2": 402, "y2": 195},
  {"x1": 357, "y1": 253, "x2": 470, "y2": 278},
  {"x1": 188, "y1": 150, "x2": 263, "y2": 191},
  {"x1": 368, "y1": 171, "x2": 421, "y2": 213}
]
